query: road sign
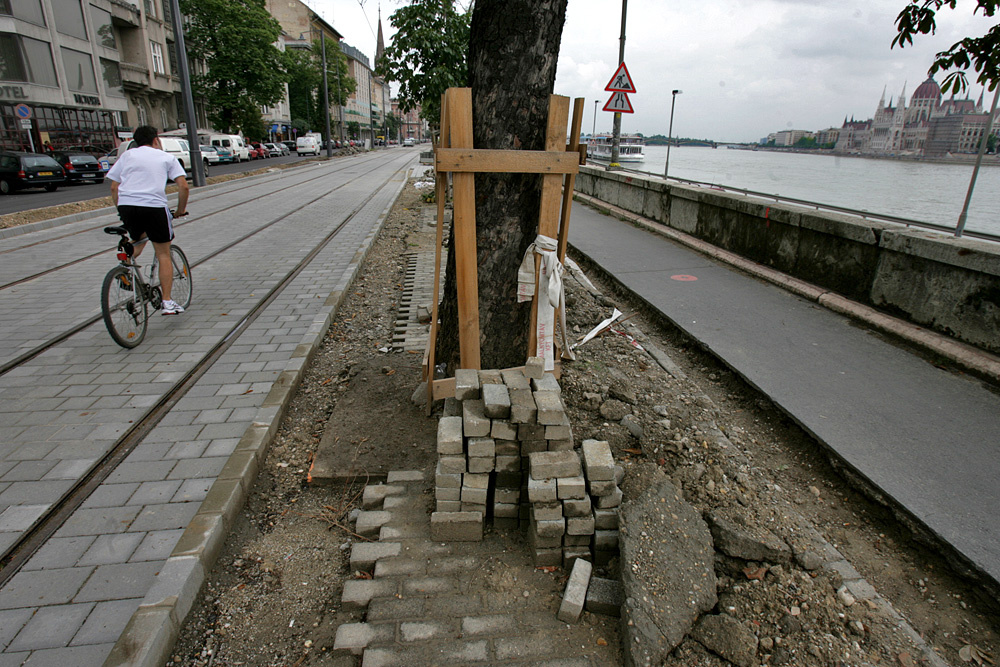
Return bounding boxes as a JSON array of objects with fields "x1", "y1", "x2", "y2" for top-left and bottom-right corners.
[
  {"x1": 604, "y1": 63, "x2": 637, "y2": 93},
  {"x1": 14, "y1": 104, "x2": 31, "y2": 119},
  {"x1": 19, "y1": 118, "x2": 32, "y2": 129},
  {"x1": 603, "y1": 91, "x2": 634, "y2": 114}
]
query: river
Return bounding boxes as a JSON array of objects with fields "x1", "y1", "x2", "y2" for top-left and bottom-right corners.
[{"x1": 626, "y1": 145, "x2": 999, "y2": 237}]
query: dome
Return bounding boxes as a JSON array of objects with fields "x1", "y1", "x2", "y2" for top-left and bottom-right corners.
[{"x1": 912, "y1": 77, "x2": 941, "y2": 101}]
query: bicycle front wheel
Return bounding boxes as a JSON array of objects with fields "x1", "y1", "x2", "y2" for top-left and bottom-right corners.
[
  {"x1": 155, "y1": 246, "x2": 192, "y2": 310},
  {"x1": 102, "y1": 266, "x2": 147, "y2": 348}
]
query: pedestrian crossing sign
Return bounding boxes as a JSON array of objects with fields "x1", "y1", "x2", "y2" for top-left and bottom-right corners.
[
  {"x1": 604, "y1": 63, "x2": 637, "y2": 93},
  {"x1": 603, "y1": 91, "x2": 634, "y2": 114}
]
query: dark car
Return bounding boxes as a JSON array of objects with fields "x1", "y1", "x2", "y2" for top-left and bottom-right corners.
[
  {"x1": 0, "y1": 151, "x2": 66, "y2": 194},
  {"x1": 50, "y1": 151, "x2": 105, "y2": 184},
  {"x1": 66, "y1": 144, "x2": 111, "y2": 159},
  {"x1": 281, "y1": 140, "x2": 296, "y2": 153}
]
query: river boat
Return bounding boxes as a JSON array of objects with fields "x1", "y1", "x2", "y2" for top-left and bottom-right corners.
[{"x1": 587, "y1": 133, "x2": 645, "y2": 162}]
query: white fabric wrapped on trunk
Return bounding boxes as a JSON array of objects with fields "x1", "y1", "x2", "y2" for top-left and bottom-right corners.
[{"x1": 517, "y1": 234, "x2": 576, "y2": 370}]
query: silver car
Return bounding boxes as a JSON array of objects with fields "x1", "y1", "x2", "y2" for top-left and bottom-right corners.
[{"x1": 265, "y1": 142, "x2": 289, "y2": 156}]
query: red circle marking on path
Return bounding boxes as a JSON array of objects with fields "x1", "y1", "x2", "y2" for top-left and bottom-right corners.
[{"x1": 671, "y1": 274, "x2": 698, "y2": 282}]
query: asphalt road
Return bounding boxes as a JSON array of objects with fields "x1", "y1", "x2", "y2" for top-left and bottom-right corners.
[{"x1": 0, "y1": 151, "x2": 355, "y2": 216}]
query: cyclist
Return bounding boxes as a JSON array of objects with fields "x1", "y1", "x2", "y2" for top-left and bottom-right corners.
[{"x1": 106, "y1": 125, "x2": 189, "y2": 314}]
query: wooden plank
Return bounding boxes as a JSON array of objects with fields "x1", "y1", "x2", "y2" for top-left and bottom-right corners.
[
  {"x1": 558, "y1": 98, "x2": 585, "y2": 263},
  {"x1": 529, "y1": 95, "x2": 571, "y2": 356},
  {"x1": 435, "y1": 149, "x2": 579, "y2": 174},
  {"x1": 449, "y1": 87, "x2": 481, "y2": 370},
  {"x1": 425, "y1": 91, "x2": 449, "y2": 413}
]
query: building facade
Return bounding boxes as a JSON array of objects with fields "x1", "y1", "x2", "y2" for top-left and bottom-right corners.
[
  {"x1": 391, "y1": 99, "x2": 426, "y2": 143},
  {"x1": 340, "y1": 41, "x2": 373, "y2": 146},
  {"x1": 835, "y1": 77, "x2": 996, "y2": 157}
]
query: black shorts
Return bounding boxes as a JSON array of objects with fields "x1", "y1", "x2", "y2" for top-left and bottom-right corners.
[{"x1": 118, "y1": 205, "x2": 174, "y2": 244}]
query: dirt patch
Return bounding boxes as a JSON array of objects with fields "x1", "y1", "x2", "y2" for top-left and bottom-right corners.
[{"x1": 168, "y1": 178, "x2": 999, "y2": 666}]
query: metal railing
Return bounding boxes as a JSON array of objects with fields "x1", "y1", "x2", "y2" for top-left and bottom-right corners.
[{"x1": 590, "y1": 161, "x2": 1000, "y2": 244}]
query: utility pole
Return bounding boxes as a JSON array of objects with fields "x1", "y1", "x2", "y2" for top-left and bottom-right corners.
[
  {"x1": 320, "y1": 30, "x2": 333, "y2": 158},
  {"x1": 335, "y1": 48, "x2": 345, "y2": 144},
  {"x1": 955, "y1": 85, "x2": 998, "y2": 237},
  {"x1": 168, "y1": 0, "x2": 204, "y2": 186},
  {"x1": 664, "y1": 89, "x2": 682, "y2": 180},
  {"x1": 608, "y1": 0, "x2": 627, "y2": 170}
]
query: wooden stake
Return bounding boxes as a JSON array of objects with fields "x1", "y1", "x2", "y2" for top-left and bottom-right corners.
[
  {"x1": 425, "y1": 91, "x2": 449, "y2": 414},
  {"x1": 449, "y1": 88, "x2": 481, "y2": 370},
  {"x1": 529, "y1": 95, "x2": 570, "y2": 357}
]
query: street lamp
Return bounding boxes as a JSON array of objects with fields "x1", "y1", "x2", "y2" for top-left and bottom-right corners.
[
  {"x1": 592, "y1": 99, "x2": 598, "y2": 139},
  {"x1": 663, "y1": 89, "x2": 682, "y2": 181}
]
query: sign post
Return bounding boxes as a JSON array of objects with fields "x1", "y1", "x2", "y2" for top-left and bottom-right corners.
[{"x1": 14, "y1": 105, "x2": 35, "y2": 152}]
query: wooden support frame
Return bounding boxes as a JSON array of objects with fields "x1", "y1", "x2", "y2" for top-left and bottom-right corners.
[{"x1": 423, "y1": 88, "x2": 584, "y2": 409}]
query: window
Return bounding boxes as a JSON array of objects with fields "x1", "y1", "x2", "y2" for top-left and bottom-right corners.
[
  {"x1": 143, "y1": 0, "x2": 156, "y2": 19},
  {"x1": 150, "y1": 41, "x2": 164, "y2": 74},
  {"x1": 53, "y1": 0, "x2": 88, "y2": 40},
  {"x1": 90, "y1": 5, "x2": 116, "y2": 49},
  {"x1": 60, "y1": 47, "x2": 98, "y2": 93},
  {"x1": 0, "y1": 0, "x2": 46, "y2": 26},
  {"x1": 100, "y1": 58, "x2": 123, "y2": 97},
  {"x1": 0, "y1": 33, "x2": 58, "y2": 86}
]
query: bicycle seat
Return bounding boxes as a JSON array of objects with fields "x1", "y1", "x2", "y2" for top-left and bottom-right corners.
[{"x1": 104, "y1": 225, "x2": 128, "y2": 236}]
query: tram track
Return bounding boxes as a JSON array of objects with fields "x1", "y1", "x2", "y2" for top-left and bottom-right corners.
[
  {"x1": 0, "y1": 152, "x2": 391, "y2": 289},
  {"x1": 0, "y1": 151, "x2": 415, "y2": 376},
  {"x1": 0, "y1": 152, "x2": 414, "y2": 585}
]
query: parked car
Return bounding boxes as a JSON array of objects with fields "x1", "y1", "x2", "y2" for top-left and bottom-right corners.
[
  {"x1": 281, "y1": 140, "x2": 297, "y2": 153},
  {"x1": 0, "y1": 151, "x2": 66, "y2": 194},
  {"x1": 265, "y1": 142, "x2": 288, "y2": 156},
  {"x1": 49, "y1": 150, "x2": 104, "y2": 184},
  {"x1": 296, "y1": 135, "x2": 321, "y2": 156},
  {"x1": 247, "y1": 144, "x2": 263, "y2": 160},
  {"x1": 209, "y1": 134, "x2": 250, "y2": 162},
  {"x1": 403, "y1": 138, "x2": 415, "y2": 147},
  {"x1": 252, "y1": 142, "x2": 271, "y2": 158},
  {"x1": 102, "y1": 137, "x2": 192, "y2": 173},
  {"x1": 66, "y1": 144, "x2": 111, "y2": 159},
  {"x1": 203, "y1": 144, "x2": 234, "y2": 163}
]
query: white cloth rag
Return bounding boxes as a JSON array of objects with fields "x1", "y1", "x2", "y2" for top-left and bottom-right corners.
[{"x1": 517, "y1": 234, "x2": 576, "y2": 370}]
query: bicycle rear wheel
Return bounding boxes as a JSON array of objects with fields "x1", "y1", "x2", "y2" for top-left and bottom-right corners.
[
  {"x1": 154, "y1": 246, "x2": 192, "y2": 309},
  {"x1": 102, "y1": 266, "x2": 147, "y2": 348}
]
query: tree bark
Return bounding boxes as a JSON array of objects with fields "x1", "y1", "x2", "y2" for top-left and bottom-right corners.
[{"x1": 436, "y1": 0, "x2": 568, "y2": 371}]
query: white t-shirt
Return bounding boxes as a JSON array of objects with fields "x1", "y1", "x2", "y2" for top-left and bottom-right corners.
[{"x1": 106, "y1": 145, "x2": 186, "y2": 208}]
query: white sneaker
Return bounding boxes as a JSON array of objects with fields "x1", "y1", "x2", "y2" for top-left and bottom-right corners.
[{"x1": 161, "y1": 299, "x2": 184, "y2": 315}]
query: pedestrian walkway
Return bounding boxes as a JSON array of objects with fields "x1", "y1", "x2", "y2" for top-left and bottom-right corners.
[{"x1": 567, "y1": 197, "x2": 1000, "y2": 593}]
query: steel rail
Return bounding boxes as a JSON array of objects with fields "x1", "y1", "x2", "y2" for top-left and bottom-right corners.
[{"x1": 0, "y1": 153, "x2": 412, "y2": 583}]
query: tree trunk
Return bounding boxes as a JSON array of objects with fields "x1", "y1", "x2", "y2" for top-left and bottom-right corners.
[{"x1": 436, "y1": 0, "x2": 568, "y2": 372}]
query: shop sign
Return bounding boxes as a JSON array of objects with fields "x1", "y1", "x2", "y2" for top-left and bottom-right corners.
[
  {"x1": 0, "y1": 86, "x2": 29, "y2": 100},
  {"x1": 73, "y1": 93, "x2": 101, "y2": 106}
]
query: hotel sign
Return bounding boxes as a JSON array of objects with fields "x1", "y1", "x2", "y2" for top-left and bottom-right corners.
[
  {"x1": 0, "y1": 86, "x2": 29, "y2": 100},
  {"x1": 74, "y1": 93, "x2": 101, "y2": 106}
]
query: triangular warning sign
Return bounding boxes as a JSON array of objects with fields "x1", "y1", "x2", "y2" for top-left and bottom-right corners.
[
  {"x1": 603, "y1": 91, "x2": 634, "y2": 114},
  {"x1": 605, "y1": 63, "x2": 637, "y2": 93}
]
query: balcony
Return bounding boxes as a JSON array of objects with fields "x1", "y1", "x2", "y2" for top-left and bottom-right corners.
[
  {"x1": 110, "y1": 0, "x2": 141, "y2": 27},
  {"x1": 120, "y1": 61, "x2": 149, "y2": 90}
]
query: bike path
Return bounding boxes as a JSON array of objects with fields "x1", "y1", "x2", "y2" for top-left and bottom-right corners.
[
  {"x1": 0, "y1": 153, "x2": 414, "y2": 666},
  {"x1": 568, "y1": 199, "x2": 1000, "y2": 592}
]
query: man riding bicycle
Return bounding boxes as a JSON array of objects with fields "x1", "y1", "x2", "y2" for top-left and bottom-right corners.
[{"x1": 106, "y1": 125, "x2": 189, "y2": 314}]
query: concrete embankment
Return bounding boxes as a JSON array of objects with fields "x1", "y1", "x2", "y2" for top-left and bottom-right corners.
[{"x1": 574, "y1": 166, "x2": 1000, "y2": 361}]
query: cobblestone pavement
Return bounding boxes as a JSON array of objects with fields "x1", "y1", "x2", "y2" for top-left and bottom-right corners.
[{"x1": 0, "y1": 150, "x2": 415, "y2": 666}]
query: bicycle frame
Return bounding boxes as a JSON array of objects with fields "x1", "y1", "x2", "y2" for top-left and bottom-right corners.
[{"x1": 114, "y1": 236, "x2": 162, "y2": 310}]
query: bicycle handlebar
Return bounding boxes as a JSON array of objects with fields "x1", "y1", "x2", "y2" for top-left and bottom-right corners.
[{"x1": 170, "y1": 210, "x2": 189, "y2": 218}]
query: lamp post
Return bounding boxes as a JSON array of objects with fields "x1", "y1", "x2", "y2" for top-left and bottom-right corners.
[
  {"x1": 592, "y1": 99, "x2": 598, "y2": 139},
  {"x1": 608, "y1": 0, "x2": 627, "y2": 170},
  {"x1": 663, "y1": 89, "x2": 682, "y2": 181}
]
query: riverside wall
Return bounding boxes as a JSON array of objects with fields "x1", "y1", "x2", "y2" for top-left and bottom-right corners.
[{"x1": 575, "y1": 166, "x2": 1000, "y2": 355}]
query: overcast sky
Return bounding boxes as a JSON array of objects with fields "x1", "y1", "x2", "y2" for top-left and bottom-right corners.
[{"x1": 307, "y1": 0, "x2": 993, "y2": 143}]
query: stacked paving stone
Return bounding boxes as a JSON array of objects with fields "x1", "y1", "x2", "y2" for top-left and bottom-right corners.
[{"x1": 431, "y1": 357, "x2": 621, "y2": 568}]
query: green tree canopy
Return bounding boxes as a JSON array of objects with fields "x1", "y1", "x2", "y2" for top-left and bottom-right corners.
[
  {"x1": 377, "y1": 0, "x2": 471, "y2": 124},
  {"x1": 283, "y1": 41, "x2": 356, "y2": 134},
  {"x1": 893, "y1": 0, "x2": 1000, "y2": 93},
  {"x1": 179, "y1": 0, "x2": 286, "y2": 134}
]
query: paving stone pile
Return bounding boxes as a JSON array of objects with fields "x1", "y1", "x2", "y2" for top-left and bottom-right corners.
[{"x1": 431, "y1": 358, "x2": 622, "y2": 569}]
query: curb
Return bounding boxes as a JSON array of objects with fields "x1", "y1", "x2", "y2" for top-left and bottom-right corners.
[
  {"x1": 102, "y1": 168, "x2": 410, "y2": 667},
  {"x1": 569, "y1": 272, "x2": 950, "y2": 667},
  {"x1": 573, "y1": 192, "x2": 1000, "y2": 386}
]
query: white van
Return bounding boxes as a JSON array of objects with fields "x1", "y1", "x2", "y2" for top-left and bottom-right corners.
[
  {"x1": 209, "y1": 134, "x2": 249, "y2": 162},
  {"x1": 102, "y1": 137, "x2": 192, "y2": 173},
  {"x1": 296, "y1": 135, "x2": 320, "y2": 156}
]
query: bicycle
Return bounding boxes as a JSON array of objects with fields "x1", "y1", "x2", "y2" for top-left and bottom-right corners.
[{"x1": 100, "y1": 211, "x2": 192, "y2": 348}]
